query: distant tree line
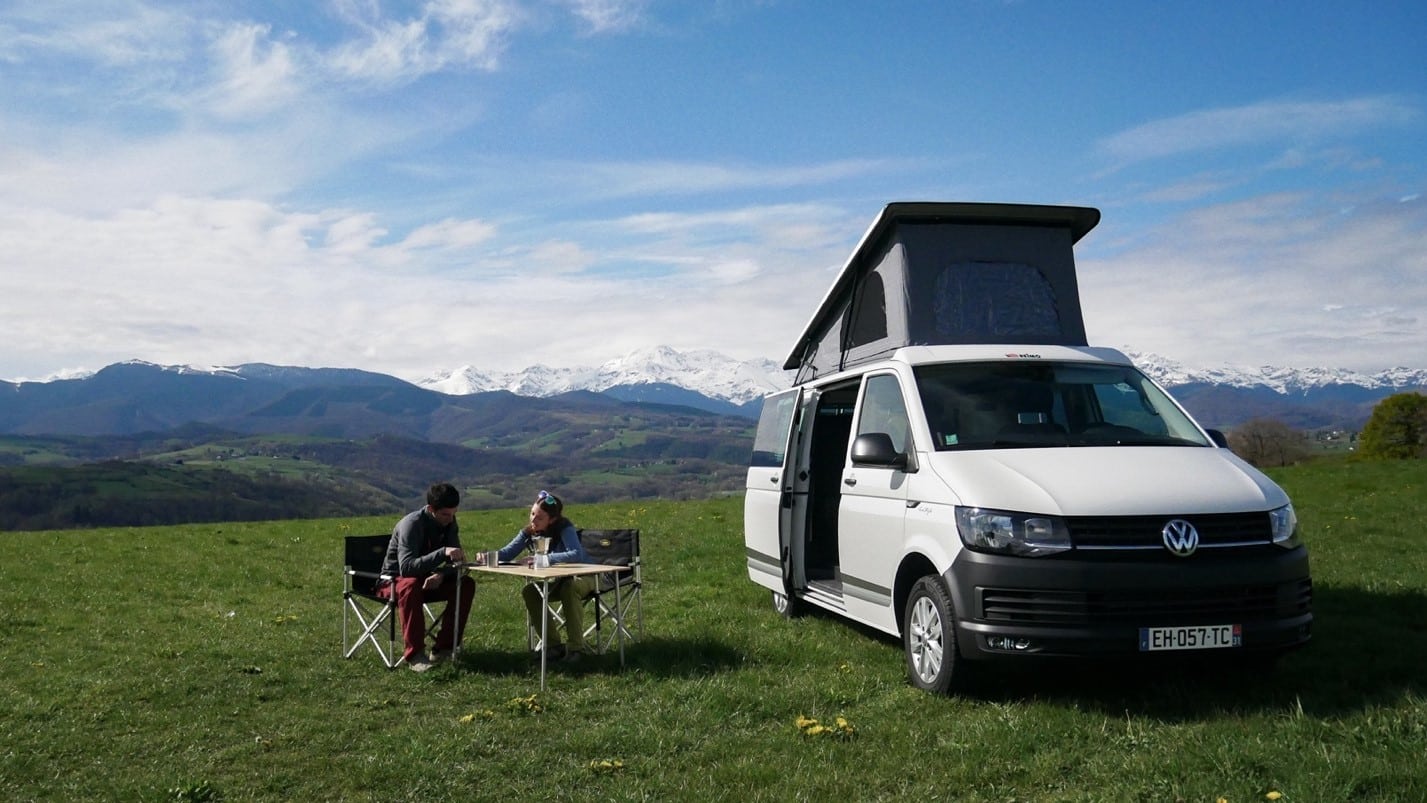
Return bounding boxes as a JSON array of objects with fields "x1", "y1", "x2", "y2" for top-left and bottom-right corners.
[{"x1": 0, "y1": 462, "x2": 393, "y2": 531}]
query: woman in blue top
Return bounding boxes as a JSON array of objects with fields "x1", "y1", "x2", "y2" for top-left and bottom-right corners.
[{"x1": 496, "y1": 490, "x2": 592, "y2": 661}]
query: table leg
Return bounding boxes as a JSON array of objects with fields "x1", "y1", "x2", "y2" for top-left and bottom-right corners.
[
  {"x1": 452, "y1": 573, "x2": 462, "y2": 659},
  {"x1": 538, "y1": 578, "x2": 550, "y2": 692},
  {"x1": 614, "y1": 573, "x2": 625, "y2": 666}
]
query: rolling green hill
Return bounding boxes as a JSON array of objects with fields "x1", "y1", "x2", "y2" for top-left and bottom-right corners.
[{"x1": 0, "y1": 395, "x2": 755, "y2": 530}]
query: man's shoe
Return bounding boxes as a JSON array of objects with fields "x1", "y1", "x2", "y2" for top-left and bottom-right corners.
[
  {"x1": 562, "y1": 649, "x2": 584, "y2": 664},
  {"x1": 407, "y1": 653, "x2": 436, "y2": 673},
  {"x1": 532, "y1": 643, "x2": 565, "y2": 661},
  {"x1": 431, "y1": 648, "x2": 454, "y2": 664}
]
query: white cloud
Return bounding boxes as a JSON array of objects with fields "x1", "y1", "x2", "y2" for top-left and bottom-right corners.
[
  {"x1": 201, "y1": 22, "x2": 301, "y2": 118},
  {"x1": 0, "y1": 190, "x2": 854, "y2": 380},
  {"x1": 400, "y1": 217, "x2": 499, "y2": 250},
  {"x1": 1099, "y1": 96, "x2": 1420, "y2": 167},
  {"x1": 324, "y1": 0, "x2": 521, "y2": 84},
  {"x1": 1080, "y1": 193, "x2": 1427, "y2": 372},
  {"x1": 560, "y1": 0, "x2": 648, "y2": 33},
  {"x1": 0, "y1": 2, "x2": 193, "y2": 67}
]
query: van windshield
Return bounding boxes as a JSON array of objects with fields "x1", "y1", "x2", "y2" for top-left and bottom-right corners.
[{"x1": 913, "y1": 361, "x2": 1211, "y2": 450}]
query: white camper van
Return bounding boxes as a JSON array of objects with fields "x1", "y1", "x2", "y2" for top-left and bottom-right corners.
[{"x1": 744, "y1": 202, "x2": 1312, "y2": 693}]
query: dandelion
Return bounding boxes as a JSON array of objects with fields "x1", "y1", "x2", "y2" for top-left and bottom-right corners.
[
  {"x1": 459, "y1": 710, "x2": 496, "y2": 723},
  {"x1": 796, "y1": 714, "x2": 856, "y2": 740},
  {"x1": 1266, "y1": 792, "x2": 1283, "y2": 801},
  {"x1": 588, "y1": 758, "x2": 625, "y2": 774},
  {"x1": 507, "y1": 694, "x2": 543, "y2": 714}
]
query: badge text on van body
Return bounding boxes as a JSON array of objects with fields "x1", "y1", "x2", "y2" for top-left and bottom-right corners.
[{"x1": 1161, "y1": 520, "x2": 1200, "y2": 557}]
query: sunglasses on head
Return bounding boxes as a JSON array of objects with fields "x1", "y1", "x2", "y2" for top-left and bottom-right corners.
[{"x1": 536, "y1": 490, "x2": 560, "y2": 508}]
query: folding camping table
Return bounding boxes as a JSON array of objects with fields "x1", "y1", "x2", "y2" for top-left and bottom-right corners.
[{"x1": 455, "y1": 561, "x2": 629, "y2": 690}]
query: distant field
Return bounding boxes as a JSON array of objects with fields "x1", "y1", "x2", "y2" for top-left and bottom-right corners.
[{"x1": 2, "y1": 458, "x2": 1425, "y2": 801}]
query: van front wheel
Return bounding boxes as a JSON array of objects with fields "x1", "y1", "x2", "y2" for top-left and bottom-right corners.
[
  {"x1": 903, "y1": 576, "x2": 966, "y2": 693},
  {"x1": 772, "y1": 590, "x2": 803, "y2": 618}
]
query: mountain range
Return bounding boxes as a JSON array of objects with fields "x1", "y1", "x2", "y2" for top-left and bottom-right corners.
[
  {"x1": 3, "y1": 346, "x2": 1425, "y2": 437},
  {"x1": 417, "y1": 345, "x2": 1427, "y2": 432},
  {"x1": 417, "y1": 345, "x2": 788, "y2": 415},
  {"x1": 2, "y1": 347, "x2": 1422, "y2": 529}
]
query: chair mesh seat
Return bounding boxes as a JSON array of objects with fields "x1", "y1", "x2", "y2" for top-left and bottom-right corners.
[{"x1": 577, "y1": 528, "x2": 643, "y2": 653}]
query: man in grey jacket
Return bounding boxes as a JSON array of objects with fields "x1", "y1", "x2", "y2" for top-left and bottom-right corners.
[{"x1": 378, "y1": 482, "x2": 474, "y2": 672}]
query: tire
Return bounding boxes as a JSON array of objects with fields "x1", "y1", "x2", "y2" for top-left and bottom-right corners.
[
  {"x1": 903, "y1": 575, "x2": 967, "y2": 694},
  {"x1": 772, "y1": 590, "x2": 803, "y2": 619}
]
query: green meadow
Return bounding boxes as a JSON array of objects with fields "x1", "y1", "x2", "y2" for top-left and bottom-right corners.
[{"x1": 2, "y1": 457, "x2": 1425, "y2": 801}]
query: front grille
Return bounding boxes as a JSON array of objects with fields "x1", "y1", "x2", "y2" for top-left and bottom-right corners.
[
  {"x1": 981, "y1": 578, "x2": 1312, "y2": 625},
  {"x1": 1067, "y1": 512, "x2": 1272, "y2": 550}
]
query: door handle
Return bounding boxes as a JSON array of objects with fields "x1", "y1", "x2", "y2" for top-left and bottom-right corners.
[
  {"x1": 769, "y1": 476, "x2": 778, "y2": 484},
  {"x1": 843, "y1": 477, "x2": 857, "y2": 487}
]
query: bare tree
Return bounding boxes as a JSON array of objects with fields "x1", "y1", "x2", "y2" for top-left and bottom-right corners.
[{"x1": 1227, "y1": 418, "x2": 1309, "y2": 467}]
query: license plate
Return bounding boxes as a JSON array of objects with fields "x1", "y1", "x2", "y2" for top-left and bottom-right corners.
[{"x1": 1138, "y1": 624, "x2": 1241, "y2": 652}]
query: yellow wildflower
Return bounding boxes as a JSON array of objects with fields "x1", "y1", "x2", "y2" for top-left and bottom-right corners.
[{"x1": 507, "y1": 694, "x2": 543, "y2": 714}]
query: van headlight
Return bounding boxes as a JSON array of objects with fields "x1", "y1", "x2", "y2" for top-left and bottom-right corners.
[
  {"x1": 1269, "y1": 503, "x2": 1300, "y2": 549},
  {"x1": 955, "y1": 507, "x2": 1071, "y2": 557}
]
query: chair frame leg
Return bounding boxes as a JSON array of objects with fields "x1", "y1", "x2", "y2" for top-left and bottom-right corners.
[{"x1": 344, "y1": 594, "x2": 399, "y2": 669}]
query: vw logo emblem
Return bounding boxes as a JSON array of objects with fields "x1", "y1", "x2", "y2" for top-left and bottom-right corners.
[{"x1": 1161, "y1": 519, "x2": 1199, "y2": 557}]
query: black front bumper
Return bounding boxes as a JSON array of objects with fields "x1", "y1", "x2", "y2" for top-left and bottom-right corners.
[{"x1": 946, "y1": 546, "x2": 1312, "y2": 660}]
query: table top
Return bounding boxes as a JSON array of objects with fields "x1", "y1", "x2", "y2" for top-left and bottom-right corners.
[{"x1": 458, "y1": 561, "x2": 627, "y2": 580}]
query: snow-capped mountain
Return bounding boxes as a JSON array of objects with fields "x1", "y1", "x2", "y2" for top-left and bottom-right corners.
[
  {"x1": 415, "y1": 345, "x2": 1427, "y2": 430},
  {"x1": 1124, "y1": 350, "x2": 1427, "y2": 394},
  {"x1": 420, "y1": 345, "x2": 1427, "y2": 406},
  {"x1": 7, "y1": 348, "x2": 1423, "y2": 432},
  {"x1": 419, "y1": 346, "x2": 792, "y2": 405}
]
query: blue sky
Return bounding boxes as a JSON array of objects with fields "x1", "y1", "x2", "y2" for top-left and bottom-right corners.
[{"x1": 2, "y1": 0, "x2": 1423, "y2": 383}]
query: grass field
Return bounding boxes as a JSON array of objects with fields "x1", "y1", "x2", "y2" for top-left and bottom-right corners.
[{"x1": 2, "y1": 457, "x2": 1425, "y2": 801}]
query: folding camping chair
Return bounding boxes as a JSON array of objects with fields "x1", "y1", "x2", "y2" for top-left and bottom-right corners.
[
  {"x1": 578, "y1": 528, "x2": 643, "y2": 654},
  {"x1": 342, "y1": 534, "x2": 444, "y2": 669}
]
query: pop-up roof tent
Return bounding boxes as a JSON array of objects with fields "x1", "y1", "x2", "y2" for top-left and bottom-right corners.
[{"x1": 784, "y1": 202, "x2": 1101, "y2": 383}]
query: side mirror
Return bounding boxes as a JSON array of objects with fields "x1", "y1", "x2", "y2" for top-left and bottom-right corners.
[
  {"x1": 1206, "y1": 428, "x2": 1228, "y2": 448},
  {"x1": 851, "y1": 433, "x2": 908, "y2": 469}
]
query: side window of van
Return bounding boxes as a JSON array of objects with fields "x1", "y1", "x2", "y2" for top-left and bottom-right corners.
[
  {"x1": 856, "y1": 374, "x2": 912, "y2": 453},
  {"x1": 750, "y1": 389, "x2": 800, "y2": 468}
]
